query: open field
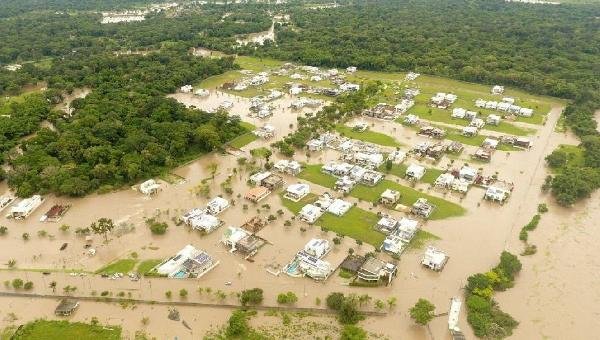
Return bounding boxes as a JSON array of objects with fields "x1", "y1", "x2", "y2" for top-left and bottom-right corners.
[
  {"x1": 9, "y1": 320, "x2": 121, "y2": 340},
  {"x1": 335, "y1": 125, "x2": 402, "y2": 147}
]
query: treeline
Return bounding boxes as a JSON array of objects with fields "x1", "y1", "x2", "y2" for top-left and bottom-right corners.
[
  {"x1": 5, "y1": 53, "x2": 248, "y2": 197},
  {"x1": 465, "y1": 252, "x2": 522, "y2": 338},
  {"x1": 0, "y1": 0, "x2": 171, "y2": 18},
  {"x1": 0, "y1": 9, "x2": 271, "y2": 65}
]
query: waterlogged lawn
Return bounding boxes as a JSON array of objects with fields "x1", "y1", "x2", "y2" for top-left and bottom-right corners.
[
  {"x1": 335, "y1": 125, "x2": 402, "y2": 147},
  {"x1": 350, "y1": 179, "x2": 465, "y2": 220},
  {"x1": 298, "y1": 164, "x2": 338, "y2": 188},
  {"x1": 95, "y1": 259, "x2": 137, "y2": 274},
  {"x1": 11, "y1": 320, "x2": 121, "y2": 340}
]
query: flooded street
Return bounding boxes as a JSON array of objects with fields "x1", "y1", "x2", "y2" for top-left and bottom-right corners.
[{"x1": 0, "y1": 86, "x2": 596, "y2": 340}]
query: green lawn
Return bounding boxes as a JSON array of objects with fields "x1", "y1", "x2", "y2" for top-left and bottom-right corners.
[
  {"x1": 297, "y1": 164, "x2": 465, "y2": 220},
  {"x1": 407, "y1": 104, "x2": 533, "y2": 136},
  {"x1": 11, "y1": 320, "x2": 121, "y2": 340},
  {"x1": 279, "y1": 192, "x2": 318, "y2": 214},
  {"x1": 228, "y1": 122, "x2": 257, "y2": 149},
  {"x1": 318, "y1": 207, "x2": 384, "y2": 246},
  {"x1": 406, "y1": 230, "x2": 441, "y2": 251},
  {"x1": 279, "y1": 193, "x2": 384, "y2": 246},
  {"x1": 95, "y1": 259, "x2": 137, "y2": 274},
  {"x1": 335, "y1": 125, "x2": 402, "y2": 147},
  {"x1": 298, "y1": 164, "x2": 338, "y2": 188},
  {"x1": 350, "y1": 179, "x2": 465, "y2": 220},
  {"x1": 136, "y1": 259, "x2": 163, "y2": 275},
  {"x1": 548, "y1": 144, "x2": 585, "y2": 173},
  {"x1": 379, "y1": 163, "x2": 445, "y2": 184}
]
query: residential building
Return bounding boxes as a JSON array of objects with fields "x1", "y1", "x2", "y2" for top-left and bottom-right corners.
[
  {"x1": 274, "y1": 160, "x2": 302, "y2": 175},
  {"x1": 326, "y1": 199, "x2": 352, "y2": 217},
  {"x1": 156, "y1": 245, "x2": 218, "y2": 278},
  {"x1": 361, "y1": 170, "x2": 383, "y2": 186},
  {"x1": 461, "y1": 126, "x2": 478, "y2": 137},
  {"x1": 435, "y1": 173, "x2": 455, "y2": 188},
  {"x1": 380, "y1": 189, "x2": 401, "y2": 205},
  {"x1": 9, "y1": 195, "x2": 43, "y2": 219},
  {"x1": 284, "y1": 183, "x2": 310, "y2": 202},
  {"x1": 484, "y1": 186, "x2": 510, "y2": 203},
  {"x1": 206, "y1": 197, "x2": 229, "y2": 215},
  {"x1": 180, "y1": 85, "x2": 193, "y2": 93},
  {"x1": 387, "y1": 150, "x2": 407, "y2": 164},
  {"x1": 299, "y1": 204, "x2": 323, "y2": 224},
  {"x1": 335, "y1": 176, "x2": 356, "y2": 194},
  {"x1": 396, "y1": 218, "x2": 419, "y2": 242},
  {"x1": 459, "y1": 166, "x2": 478, "y2": 183},
  {"x1": 55, "y1": 299, "x2": 79, "y2": 316},
  {"x1": 249, "y1": 171, "x2": 272, "y2": 185},
  {"x1": 486, "y1": 114, "x2": 501, "y2": 126},
  {"x1": 412, "y1": 198, "x2": 435, "y2": 218},
  {"x1": 244, "y1": 186, "x2": 271, "y2": 202},
  {"x1": 139, "y1": 179, "x2": 161, "y2": 195},
  {"x1": 377, "y1": 216, "x2": 398, "y2": 234},
  {"x1": 261, "y1": 174, "x2": 285, "y2": 190},
  {"x1": 491, "y1": 85, "x2": 505, "y2": 94},
  {"x1": 406, "y1": 164, "x2": 426, "y2": 181},
  {"x1": 357, "y1": 257, "x2": 397, "y2": 284},
  {"x1": 421, "y1": 246, "x2": 449, "y2": 271},
  {"x1": 304, "y1": 238, "x2": 331, "y2": 258}
]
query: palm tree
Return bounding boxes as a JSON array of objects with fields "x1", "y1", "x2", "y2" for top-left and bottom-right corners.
[{"x1": 49, "y1": 281, "x2": 57, "y2": 293}]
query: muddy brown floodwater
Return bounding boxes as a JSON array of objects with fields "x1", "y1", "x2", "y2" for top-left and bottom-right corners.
[{"x1": 0, "y1": 94, "x2": 595, "y2": 340}]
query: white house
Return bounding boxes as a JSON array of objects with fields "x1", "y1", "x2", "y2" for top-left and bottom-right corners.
[
  {"x1": 0, "y1": 195, "x2": 15, "y2": 211},
  {"x1": 326, "y1": 199, "x2": 352, "y2": 216},
  {"x1": 491, "y1": 85, "x2": 504, "y2": 95},
  {"x1": 519, "y1": 108, "x2": 533, "y2": 117},
  {"x1": 465, "y1": 110, "x2": 478, "y2": 120},
  {"x1": 397, "y1": 218, "x2": 419, "y2": 242},
  {"x1": 451, "y1": 108, "x2": 466, "y2": 119},
  {"x1": 387, "y1": 150, "x2": 407, "y2": 164},
  {"x1": 459, "y1": 166, "x2": 478, "y2": 183},
  {"x1": 482, "y1": 138, "x2": 499, "y2": 149},
  {"x1": 421, "y1": 246, "x2": 449, "y2": 271},
  {"x1": 221, "y1": 226, "x2": 250, "y2": 252},
  {"x1": 156, "y1": 245, "x2": 217, "y2": 278},
  {"x1": 462, "y1": 126, "x2": 478, "y2": 137},
  {"x1": 487, "y1": 114, "x2": 501, "y2": 126},
  {"x1": 470, "y1": 118, "x2": 485, "y2": 129},
  {"x1": 206, "y1": 197, "x2": 229, "y2": 215},
  {"x1": 484, "y1": 101, "x2": 498, "y2": 110},
  {"x1": 310, "y1": 75, "x2": 323, "y2": 82},
  {"x1": 381, "y1": 234, "x2": 408, "y2": 255},
  {"x1": 304, "y1": 239, "x2": 331, "y2": 258},
  {"x1": 284, "y1": 183, "x2": 310, "y2": 202},
  {"x1": 406, "y1": 164, "x2": 426, "y2": 181},
  {"x1": 435, "y1": 173, "x2": 455, "y2": 188},
  {"x1": 289, "y1": 86, "x2": 303, "y2": 95},
  {"x1": 346, "y1": 66, "x2": 357, "y2": 73},
  {"x1": 180, "y1": 85, "x2": 193, "y2": 93},
  {"x1": 139, "y1": 179, "x2": 161, "y2": 195},
  {"x1": 497, "y1": 102, "x2": 510, "y2": 111},
  {"x1": 404, "y1": 114, "x2": 419, "y2": 125},
  {"x1": 361, "y1": 170, "x2": 383, "y2": 186},
  {"x1": 502, "y1": 97, "x2": 515, "y2": 104},
  {"x1": 9, "y1": 195, "x2": 43, "y2": 219},
  {"x1": 475, "y1": 99, "x2": 487, "y2": 108},
  {"x1": 189, "y1": 213, "x2": 222, "y2": 233},
  {"x1": 194, "y1": 88, "x2": 209, "y2": 97},
  {"x1": 380, "y1": 189, "x2": 401, "y2": 205},
  {"x1": 484, "y1": 186, "x2": 510, "y2": 203},
  {"x1": 307, "y1": 139, "x2": 324, "y2": 151},
  {"x1": 249, "y1": 171, "x2": 272, "y2": 185},
  {"x1": 299, "y1": 204, "x2": 324, "y2": 224},
  {"x1": 274, "y1": 160, "x2": 302, "y2": 176},
  {"x1": 377, "y1": 216, "x2": 398, "y2": 233}
]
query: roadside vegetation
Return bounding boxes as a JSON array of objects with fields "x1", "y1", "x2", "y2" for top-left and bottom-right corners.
[{"x1": 9, "y1": 320, "x2": 121, "y2": 340}]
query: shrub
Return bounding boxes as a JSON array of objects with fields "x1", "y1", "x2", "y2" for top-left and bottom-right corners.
[
  {"x1": 240, "y1": 288, "x2": 263, "y2": 306},
  {"x1": 147, "y1": 219, "x2": 168, "y2": 235},
  {"x1": 277, "y1": 292, "x2": 298, "y2": 305},
  {"x1": 23, "y1": 281, "x2": 34, "y2": 290},
  {"x1": 326, "y1": 292, "x2": 345, "y2": 310},
  {"x1": 12, "y1": 278, "x2": 23, "y2": 289}
]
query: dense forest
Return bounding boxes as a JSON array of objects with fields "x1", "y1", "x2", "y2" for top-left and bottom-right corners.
[{"x1": 3, "y1": 52, "x2": 248, "y2": 197}]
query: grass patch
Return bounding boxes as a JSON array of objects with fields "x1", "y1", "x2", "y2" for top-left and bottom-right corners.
[
  {"x1": 406, "y1": 230, "x2": 441, "y2": 251},
  {"x1": 95, "y1": 259, "x2": 137, "y2": 274},
  {"x1": 318, "y1": 207, "x2": 384, "y2": 246},
  {"x1": 407, "y1": 104, "x2": 533, "y2": 136},
  {"x1": 229, "y1": 133, "x2": 258, "y2": 149},
  {"x1": 279, "y1": 192, "x2": 318, "y2": 214},
  {"x1": 11, "y1": 320, "x2": 121, "y2": 340},
  {"x1": 298, "y1": 164, "x2": 338, "y2": 188},
  {"x1": 338, "y1": 268, "x2": 355, "y2": 279},
  {"x1": 350, "y1": 179, "x2": 465, "y2": 220},
  {"x1": 548, "y1": 144, "x2": 584, "y2": 173},
  {"x1": 279, "y1": 193, "x2": 384, "y2": 246},
  {"x1": 335, "y1": 125, "x2": 402, "y2": 147},
  {"x1": 136, "y1": 259, "x2": 163, "y2": 275}
]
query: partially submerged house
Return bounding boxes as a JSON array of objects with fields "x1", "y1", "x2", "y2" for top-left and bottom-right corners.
[
  {"x1": 261, "y1": 174, "x2": 285, "y2": 190},
  {"x1": 55, "y1": 299, "x2": 79, "y2": 316},
  {"x1": 357, "y1": 257, "x2": 397, "y2": 284},
  {"x1": 156, "y1": 245, "x2": 218, "y2": 278},
  {"x1": 249, "y1": 171, "x2": 272, "y2": 186},
  {"x1": 245, "y1": 186, "x2": 271, "y2": 203},
  {"x1": 9, "y1": 195, "x2": 43, "y2": 219},
  {"x1": 421, "y1": 246, "x2": 449, "y2": 271},
  {"x1": 189, "y1": 213, "x2": 223, "y2": 233},
  {"x1": 0, "y1": 195, "x2": 14, "y2": 212},
  {"x1": 139, "y1": 179, "x2": 161, "y2": 195},
  {"x1": 484, "y1": 186, "x2": 511, "y2": 203},
  {"x1": 299, "y1": 204, "x2": 323, "y2": 224},
  {"x1": 387, "y1": 150, "x2": 407, "y2": 164},
  {"x1": 284, "y1": 183, "x2": 310, "y2": 202},
  {"x1": 285, "y1": 239, "x2": 334, "y2": 281},
  {"x1": 206, "y1": 197, "x2": 229, "y2": 215},
  {"x1": 376, "y1": 216, "x2": 398, "y2": 234},
  {"x1": 221, "y1": 226, "x2": 265, "y2": 257},
  {"x1": 412, "y1": 198, "x2": 436, "y2": 219},
  {"x1": 304, "y1": 238, "x2": 331, "y2": 258},
  {"x1": 39, "y1": 204, "x2": 71, "y2": 223},
  {"x1": 273, "y1": 160, "x2": 302, "y2": 176}
]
